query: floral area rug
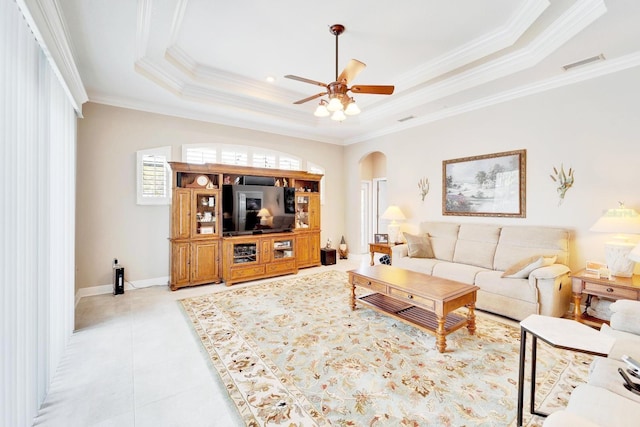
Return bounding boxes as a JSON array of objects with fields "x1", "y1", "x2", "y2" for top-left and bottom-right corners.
[{"x1": 180, "y1": 270, "x2": 592, "y2": 426}]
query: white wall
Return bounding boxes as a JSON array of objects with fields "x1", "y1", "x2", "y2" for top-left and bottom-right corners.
[
  {"x1": 76, "y1": 103, "x2": 345, "y2": 290},
  {"x1": 344, "y1": 66, "x2": 640, "y2": 272}
]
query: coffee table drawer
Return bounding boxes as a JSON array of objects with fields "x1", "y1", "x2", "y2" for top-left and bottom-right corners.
[
  {"x1": 388, "y1": 287, "x2": 435, "y2": 311},
  {"x1": 352, "y1": 276, "x2": 387, "y2": 293}
]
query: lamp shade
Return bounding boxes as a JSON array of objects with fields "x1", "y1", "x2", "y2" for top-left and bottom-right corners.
[
  {"x1": 590, "y1": 206, "x2": 640, "y2": 235},
  {"x1": 257, "y1": 208, "x2": 271, "y2": 226},
  {"x1": 381, "y1": 206, "x2": 406, "y2": 221}
]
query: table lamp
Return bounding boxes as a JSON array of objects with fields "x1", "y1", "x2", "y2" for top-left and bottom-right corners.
[
  {"x1": 257, "y1": 208, "x2": 271, "y2": 226},
  {"x1": 590, "y1": 203, "x2": 640, "y2": 277},
  {"x1": 381, "y1": 205, "x2": 406, "y2": 244},
  {"x1": 628, "y1": 242, "x2": 640, "y2": 267}
]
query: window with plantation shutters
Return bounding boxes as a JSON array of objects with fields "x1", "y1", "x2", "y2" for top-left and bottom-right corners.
[
  {"x1": 279, "y1": 156, "x2": 300, "y2": 170},
  {"x1": 220, "y1": 150, "x2": 248, "y2": 165},
  {"x1": 136, "y1": 146, "x2": 171, "y2": 205},
  {"x1": 252, "y1": 153, "x2": 276, "y2": 168},
  {"x1": 185, "y1": 147, "x2": 216, "y2": 164}
]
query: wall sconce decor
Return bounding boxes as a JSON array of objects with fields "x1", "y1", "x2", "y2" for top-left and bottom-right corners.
[
  {"x1": 418, "y1": 177, "x2": 430, "y2": 201},
  {"x1": 550, "y1": 164, "x2": 574, "y2": 205}
]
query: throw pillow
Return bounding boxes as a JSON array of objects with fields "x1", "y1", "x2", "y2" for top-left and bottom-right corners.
[
  {"x1": 502, "y1": 255, "x2": 557, "y2": 278},
  {"x1": 404, "y1": 233, "x2": 434, "y2": 258}
]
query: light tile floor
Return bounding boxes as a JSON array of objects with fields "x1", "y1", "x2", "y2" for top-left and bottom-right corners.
[{"x1": 33, "y1": 255, "x2": 366, "y2": 427}]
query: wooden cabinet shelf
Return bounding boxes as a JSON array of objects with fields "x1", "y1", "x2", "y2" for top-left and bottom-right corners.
[{"x1": 222, "y1": 234, "x2": 298, "y2": 286}]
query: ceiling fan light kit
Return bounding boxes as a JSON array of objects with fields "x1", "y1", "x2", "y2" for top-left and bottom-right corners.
[{"x1": 285, "y1": 24, "x2": 394, "y2": 122}]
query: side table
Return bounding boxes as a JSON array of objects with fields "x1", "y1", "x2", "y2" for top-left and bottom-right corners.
[
  {"x1": 571, "y1": 269, "x2": 640, "y2": 324},
  {"x1": 368, "y1": 243, "x2": 395, "y2": 266},
  {"x1": 320, "y1": 248, "x2": 336, "y2": 265},
  {"x1": 516, "y1": 314, "x2": 615, "y2": 426}
]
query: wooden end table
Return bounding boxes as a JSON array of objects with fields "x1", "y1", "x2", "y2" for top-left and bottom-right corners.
[
  {"x1": 348, "y1": 265, "x2": 479, "y2": 353},
  {"x1": 369, "y1": 242, "x2": 395, "y2": 266},
  {"x1": 571, "y1": 269, "x2": 640, "y2": 325}
]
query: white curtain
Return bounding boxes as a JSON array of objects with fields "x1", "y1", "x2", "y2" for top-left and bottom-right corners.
[{"x1": 1, "y1": 1, "x2": 76, "y2": 425}]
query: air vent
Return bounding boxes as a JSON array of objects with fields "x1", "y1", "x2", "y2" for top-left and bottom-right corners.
[
  {"x1": 562, "y1": 54, "x2": 605, "y2": 71},
  {"x1": 398, "y1": 115, "x2": 416, "y2": 123}
]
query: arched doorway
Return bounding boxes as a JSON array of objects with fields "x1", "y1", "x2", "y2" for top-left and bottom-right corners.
[{"x1": 359, "y1": 151, "x2": 388, "y2": 253}]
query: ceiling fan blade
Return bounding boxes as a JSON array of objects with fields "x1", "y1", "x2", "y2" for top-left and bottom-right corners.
[
  {"x1": 293, "y1": 92, "x2": 326, "y2": 104},
  {"x1": 350, "y1": 85, "x2": 395, "y2": 95},
  {"x1": 284, "y1": 75, "x2": 327, "y2": 88},
  {"x1": 337, "y1": 59, "x2": 366, "y2": 85}
]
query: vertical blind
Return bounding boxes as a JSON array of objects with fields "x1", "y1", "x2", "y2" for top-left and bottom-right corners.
[{"x1": 1, "y1": 1, "x2": 76, "y2": 425}]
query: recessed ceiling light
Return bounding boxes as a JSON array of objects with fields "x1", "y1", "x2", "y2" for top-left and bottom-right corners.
[{"x1": 266, "y1": 76, "x2": 276, "y2": 83}]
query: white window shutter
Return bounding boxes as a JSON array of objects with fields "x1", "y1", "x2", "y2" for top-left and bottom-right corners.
[{"x1": 136, "y1": 146, "x2": 172, "y2": 205}]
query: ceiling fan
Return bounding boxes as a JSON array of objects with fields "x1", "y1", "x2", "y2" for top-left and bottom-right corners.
[{"x1": 285, "y1": 24, "x2": 395, "y2": 121}]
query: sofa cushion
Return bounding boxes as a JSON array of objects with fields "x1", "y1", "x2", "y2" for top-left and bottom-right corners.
[
  {"x1": 474, "y1": 271, "x2": 538, "y2": 304},
  {"x1": 562, "y1": 384, "x2": 640, "y2": 427},
  {"x1": 403, "y1": 233, "x2": 434, "y2": 258},
  {"x1": 420, "y1": 222, "x2": 459, "y2": 261},
  {"x1": 610, "y1": 311, "x2": 640, "y2": 336},
  {"x1": 544, "y1": 411, "x2": 601, "y2": 427},
  {"x1": 431, "y1": 262, "x2": 489, "y2": 285},
  {"x1": 501, "y1": 255, "x2": 557, "y2": 278},
  {"x1": 493, "y1": 226, "x2": 569, "y2": 271},
  {"x1": 588, "y1": 357, "x2": 640, "y2": 404},
  {"x1": 392, "y1": 256, "x2": 442, "y2": 276},
  {"x1": 600, "y1": 323, "x2": 640, "y2": 360},
  {"x1": 452, "y1": 224, "x2": 501, "y2": 269}
]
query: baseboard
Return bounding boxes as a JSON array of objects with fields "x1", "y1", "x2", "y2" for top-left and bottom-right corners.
[{"x1": 74, "y1": 276, "x2": 169, "y2": 307}]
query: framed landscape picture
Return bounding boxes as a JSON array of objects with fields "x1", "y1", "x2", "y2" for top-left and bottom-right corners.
[{"x1": 443, "y1": 149, "x2": 526, "y2": 217}]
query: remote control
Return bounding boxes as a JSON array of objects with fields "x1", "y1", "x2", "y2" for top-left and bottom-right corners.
[
  {"x1": 621, "y1": 355, "x2": 640, "y2": 373},
  {"x1": 618, "y1": 368, "x2": 640, "y2": 395}
]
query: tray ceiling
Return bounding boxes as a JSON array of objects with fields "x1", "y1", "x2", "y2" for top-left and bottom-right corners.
[{"x1": 59, "y1": 0, "x2": 640, "y2": 144}]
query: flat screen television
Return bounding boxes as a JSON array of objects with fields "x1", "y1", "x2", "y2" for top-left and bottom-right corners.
[{"x1": 222, "y1": 184, "x2": 296, "y2": 236}]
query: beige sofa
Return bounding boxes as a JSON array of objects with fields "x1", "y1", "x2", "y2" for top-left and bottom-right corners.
[
  {"x1": 390, "y1": 221, "x2": 572, "y2": 321},
  {"x1": 544, "y1": 299, "x2": 640, "y2": 426}
]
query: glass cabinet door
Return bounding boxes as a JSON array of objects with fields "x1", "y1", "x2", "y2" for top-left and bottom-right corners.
[
  {"x1": 295, "y1": 194, "x2": 310, "y2": 229},
  {"x1": 233, "y1": 242, "x2": 257, "y2": 264},
  {"x1": 194, "y1": 191, "x2": 218, "y2": 236},
  {"x1": 273, "y1": 239, "x2": 294, "y2": 260}
]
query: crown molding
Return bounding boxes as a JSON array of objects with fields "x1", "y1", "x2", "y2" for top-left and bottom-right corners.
[
  {"x1": 164, "y1": 46, "x2": 297, "y2": 103},
  {"x1": 135, "y1": 0, "x2": 153, "y2": 60},
  {"x1": 88, "y1": 94, "x2": 343, "y2": 145},
  {"x1": 361, "y1": 0, "x2": 607, "y2": 123},
  {"x1": 136, "y1": 56, "x2": 316, "y2": 126},
  {"x1": 18, "y1": 0, "x2": 88, "y2": 113},
  {"x1": 347, "y1": 50, "x2": 640, "y2": 145},
  {"x1": 394, "y1": 0, "x2": 549, "y2": 91}
]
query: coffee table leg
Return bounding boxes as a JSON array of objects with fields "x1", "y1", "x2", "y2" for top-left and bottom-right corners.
[
  {"x1": 467, "y1": 303, "x2": 476, "y2": 335},
  {"x1": 350, "y1": 282, "x2": 356, "y2": 311},
  {"x1": 436, "y1": 316, "x2": 446, "y2": 353}
]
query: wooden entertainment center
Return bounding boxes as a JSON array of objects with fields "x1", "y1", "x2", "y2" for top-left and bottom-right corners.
[{"x1": 168, "y1": 162, "x2": 322, "y2": 290}]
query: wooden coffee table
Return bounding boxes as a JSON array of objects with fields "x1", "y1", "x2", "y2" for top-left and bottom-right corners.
[{"x1": 348, "y1": 265, "x2": 479, "y2": 353}]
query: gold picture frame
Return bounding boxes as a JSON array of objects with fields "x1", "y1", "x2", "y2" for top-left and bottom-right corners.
[{"x1": 443, "y1": 149, "x2": 526, "y2": 217}]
